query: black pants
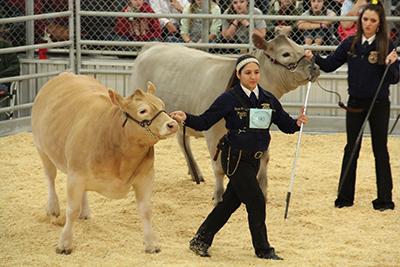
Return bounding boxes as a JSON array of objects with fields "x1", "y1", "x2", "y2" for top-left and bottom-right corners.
[
  {"x1": 337, "y1": 97, "x2": 393, "y2": 205},
  {"x1": 194, "y1": 147, "x2": 270, "y2": 255}
]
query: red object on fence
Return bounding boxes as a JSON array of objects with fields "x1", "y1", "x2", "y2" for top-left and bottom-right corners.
[{"x1": 38, "y1": 48, "x2": 48, "y2": 59}]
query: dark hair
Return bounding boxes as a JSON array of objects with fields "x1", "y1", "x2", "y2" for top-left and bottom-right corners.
[
  {"x1": 309, "y1": 0, "x2": 327, "y2": 16},
  {"x1": 225, "y1": 54, "x2": 258, "y2": 90},
  {"x1": 226, "y1": 0, "x2": 249, "y2": 24},
  {"x1": 350, "y1": 1, "x2": 388, "y2": 64}
]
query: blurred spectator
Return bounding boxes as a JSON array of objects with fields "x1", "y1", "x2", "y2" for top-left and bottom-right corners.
[
  {"x1": 114, "y1": 0, "x2": 162, "y2": 41},
  {"x1": 42, "y1": 0, "x2": 69, "y2": 42},
  {"x1": 180, "y1": 0, "x2": 222, "y2": 43},
  {"x1": 266, "y1": 0, "x2": 303, "y2": 42},
  {"x1": 219, "y1": 0, "x2": 266, "y2": 46},
  {"x1": 0, "y1": 38, "x2": 20, "y2": 120},
  {"x1": 329, "y1": 0, "x2": 344, "y2": 44},
  {"x1": 218, "y1": 0, "x2": 269, "y2": 13},
  {"x1": 297, "y1": 0, "x2": 336, "y2": 45},
  {"x1": 303, "y1": 0, "x2": 344, "y2": 14},
  {"x1": 149, "y1": 0, "x2": 189, "y2": 42},
  {"x1": 338, "y1": 0, "x2": 368, "y2": 41}
]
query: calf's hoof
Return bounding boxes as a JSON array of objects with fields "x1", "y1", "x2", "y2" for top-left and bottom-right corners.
[
  {"x1": 79, "y1": 207, "x2": 91, "y2": 220},
  {"x1": 47, "y1": 199, "x2": 60, "y2": 217},
  {"x1": 55, "y1": 246, "x2": 72, "y2": 255}
]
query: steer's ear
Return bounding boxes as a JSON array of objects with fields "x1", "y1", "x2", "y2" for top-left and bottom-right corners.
[
  {"x1": 108, "y1": 89, "x2": 123, "y2": 106},
  {"x1": 147, "y1": 81, "x2": 156, "y2": 95},
  {"x1": 252, "y1": 34, "x2": 267, "y2": 50}
]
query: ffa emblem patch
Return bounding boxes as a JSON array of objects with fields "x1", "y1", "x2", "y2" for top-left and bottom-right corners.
[
  {"x1": 368, "y1": 51, "x2": 378, "y2": 64},
  {"x1": 261, "y1": 103, "x2": 270, "y2": 109}
]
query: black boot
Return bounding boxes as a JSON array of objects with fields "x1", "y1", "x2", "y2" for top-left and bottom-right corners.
[
  {"x1": 256, "y1": 247, "x2": 283, "y2": 260},
  {"x1": 189, "y1": 236, "x2": 210, "y2": 257},
  {"x1": 372, "y1": 199, "x2": 395, "y2": 211},
  {"x1": 334, "y1": 198, "x2": 353, "y2": 208}
]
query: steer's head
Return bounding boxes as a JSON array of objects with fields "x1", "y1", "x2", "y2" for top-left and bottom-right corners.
[
  {"x1": 253, "y1": 34, "x2": 320, "y2": 98},
  {"x1": 108, "y1": 81, "x2": 178, "y2": 143}
]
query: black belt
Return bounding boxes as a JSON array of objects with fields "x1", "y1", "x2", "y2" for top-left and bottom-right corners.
[
  {"x1": 229, "y1": 128, "x2": 267, "y2": 134},
  {"x1": 214, "y1": 134, "x2": 265, "y2": 161}
]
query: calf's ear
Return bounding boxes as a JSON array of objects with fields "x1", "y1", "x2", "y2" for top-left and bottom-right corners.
[
  {"x1": 147, "y1": 81, "x2": 156, "y2": 95},
  {"x1": 108, "y1": 89, "x2": 124, "y2": 106},
  {"x1": 252, "y1": 34, "x2": 267, "y2": 50}
]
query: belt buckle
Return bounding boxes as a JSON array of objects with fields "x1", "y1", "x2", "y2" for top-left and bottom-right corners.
[{"x1": 254, "y1": 151, "x2": 263, "y2": 159}]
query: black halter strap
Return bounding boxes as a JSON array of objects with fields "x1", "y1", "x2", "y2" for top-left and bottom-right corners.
[
  {"x1": 264, "y1": 52, "x2": 306, "y2": 72},
  {"x1": 122, "y1": 110, "x2": 167, "y2": 128}
]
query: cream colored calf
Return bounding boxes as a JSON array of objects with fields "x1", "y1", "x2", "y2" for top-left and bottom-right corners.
[{"x1": 31, "y1": 72, "x2": 178, "y2": 254}]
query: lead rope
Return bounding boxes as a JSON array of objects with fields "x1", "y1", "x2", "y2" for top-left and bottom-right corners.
[{"x1": 226, "y1": 146, "x2": 242, "y2": 176}]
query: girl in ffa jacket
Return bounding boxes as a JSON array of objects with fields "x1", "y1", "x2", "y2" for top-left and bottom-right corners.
[
  {"x1": 305, "y1": 1, "x2": 399, "y2": 211},
  {"x1": 170, "y1": 55, "x2": 307, "y2": 260}
]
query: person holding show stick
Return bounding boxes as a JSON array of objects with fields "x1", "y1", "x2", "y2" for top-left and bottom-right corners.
[
  {"x1": 305, "y1": 1, "x2": 399, "y2": 211},
  {"x1": 170, "y1": 54, "x2": 307, "y2": 260}
]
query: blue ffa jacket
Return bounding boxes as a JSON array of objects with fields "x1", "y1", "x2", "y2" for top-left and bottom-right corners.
[
  {"x1": 185, "y1": 84, "x2": 300, "y2": 152},
  {"x1": 314, "y1": 36, "x2": 400, "y2": 99}
]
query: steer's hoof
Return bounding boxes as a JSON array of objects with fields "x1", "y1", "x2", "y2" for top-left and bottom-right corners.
[
  {"x1": 56, "y1": 246, "x2": 72, "y2": 255},
  {"x1": 47, "y1": 210, "x2": 60, "y2": 217}
]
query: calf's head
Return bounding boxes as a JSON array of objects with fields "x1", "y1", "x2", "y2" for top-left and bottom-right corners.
[{"x1": 108, "y1": 81, "x2": 178, "y2": 142}]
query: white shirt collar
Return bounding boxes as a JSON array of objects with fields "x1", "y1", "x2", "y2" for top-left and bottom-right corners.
[
  {"x1": 240, "y1": 84, "x2": 259, "y2": 99},
  {"x1": 362, "y1": 34, "x2": 376, "y2": 45}
]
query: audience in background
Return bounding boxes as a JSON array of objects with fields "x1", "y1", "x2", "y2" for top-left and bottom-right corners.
[
  {"x1": 180, "y1": 0, "x2": 221, "y2": 43},
  {"x1": 2, "y1": 0, "x2": 398, "y2": 55},
  {"x1": 149, "y1": 0, "x2": 189, "y2": 42},
  {"x1": 297, "y1": 0, "x2": 336, "y2": 45},
  {"x1": 266, "y1": 0, "x2": 303, "y2": 42},
  {"x1": 217, "y1": 0, "x2": 266, "y2": 52},
  {"x1": 114, "y1": 0, "x2": 162, "y2": 42},
  {"x1": 43, "y1": 0, "x2": 69, "y2": 42},
  {"x1": 338, "y1": 0, "x2": 368, "y2": 41}
]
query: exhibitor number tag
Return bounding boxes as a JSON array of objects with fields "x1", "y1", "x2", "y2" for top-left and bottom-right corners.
[{"x1": 249, "y1": 108, "x2": 272, "y2": 129}]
